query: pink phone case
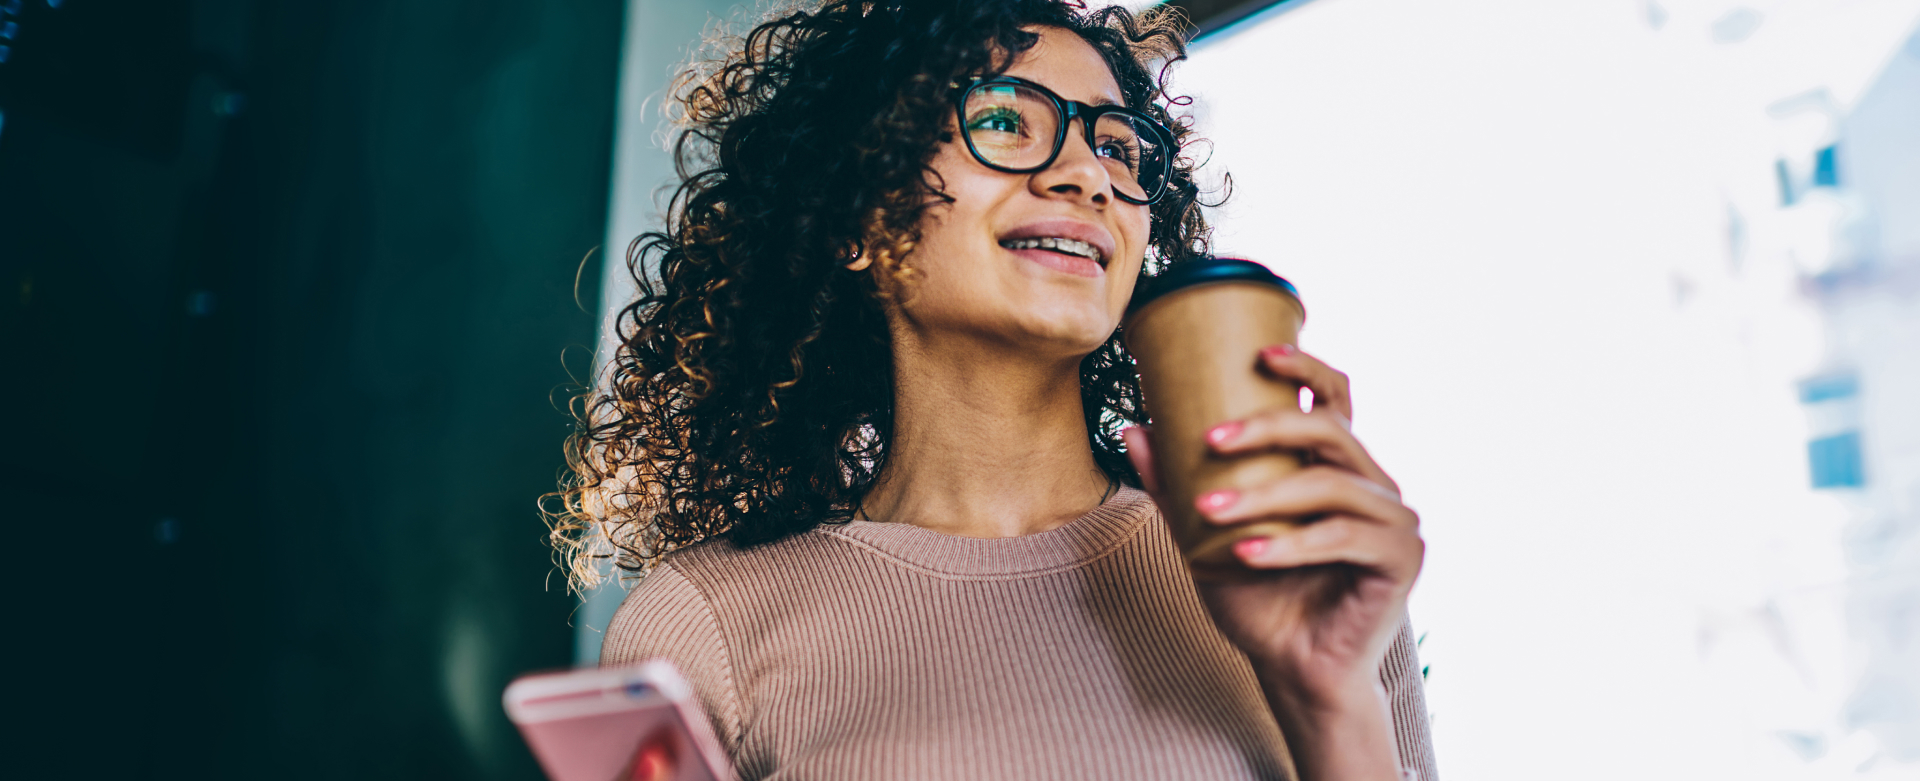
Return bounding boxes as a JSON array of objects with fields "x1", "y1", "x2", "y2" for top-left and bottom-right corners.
[{"x1": 503, "y1": 660, "x2": 733, "y2": 781}]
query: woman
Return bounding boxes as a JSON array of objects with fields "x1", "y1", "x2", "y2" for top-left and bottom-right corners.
[{"x1": 549, "y1": 2, "x2": 1434, "y2": 778}]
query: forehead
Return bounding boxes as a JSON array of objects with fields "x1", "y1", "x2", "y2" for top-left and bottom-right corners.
[{"x1": 1004, "y1": 26, "x2": 1126, "y2": 107}]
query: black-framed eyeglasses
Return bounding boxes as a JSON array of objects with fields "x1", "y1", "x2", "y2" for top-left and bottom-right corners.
[{"x1": 951, "y1": 76, "x2": 1177, "y2": 205}]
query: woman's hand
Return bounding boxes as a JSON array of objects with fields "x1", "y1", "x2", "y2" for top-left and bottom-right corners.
[{"x1": 1123, "y1": 345, "x2": 1422, "y2": 781}]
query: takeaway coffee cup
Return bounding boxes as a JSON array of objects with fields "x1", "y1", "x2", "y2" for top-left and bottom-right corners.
[{"x1": 1123, "y1": 257, "x2": 1306, "y2": 577}]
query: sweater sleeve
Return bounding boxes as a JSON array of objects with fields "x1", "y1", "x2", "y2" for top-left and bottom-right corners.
[
  {"x1": 1379, "y1": 614, "x2": 1438, "y2": 780},
  {"x1": 601, "y1": 562, "x2": 744, "y2": 753}
]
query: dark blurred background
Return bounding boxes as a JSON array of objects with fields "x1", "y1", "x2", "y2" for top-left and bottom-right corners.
[{"x1": 2, "y1": 0, "x2": 622, "y2": 777}]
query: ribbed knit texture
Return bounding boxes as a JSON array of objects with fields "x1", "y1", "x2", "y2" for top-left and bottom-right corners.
[{"x1": 603, "y1": 487, "x2": 1438, "y2": 781}]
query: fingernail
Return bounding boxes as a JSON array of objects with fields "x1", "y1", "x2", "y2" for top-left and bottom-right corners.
[
  {"x1": 1196, "y1": 490, "x2": 1239, "y2": 512},
  {"x1": 1205, "y1": 422, "x2": 1242, "y2": 447},
  {"x1": 1261, "y1": 343, "x2": 1295, "y2": 359},
  {"x1": 1234, "y1": 537, "x2": 1268, "y2": 558}
]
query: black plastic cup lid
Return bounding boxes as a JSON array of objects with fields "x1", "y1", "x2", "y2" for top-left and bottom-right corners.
[{"x1": 1127, "y1": 256, "x2": 1302, "y2": 318}]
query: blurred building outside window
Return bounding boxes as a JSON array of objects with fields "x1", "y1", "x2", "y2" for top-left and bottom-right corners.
[
  {"x1": 1179, "y1": 0, "x2": 1920, "y2": 777},
  {"x1": 581, "y1": 1, "x2": 1920, "y2": 778}
]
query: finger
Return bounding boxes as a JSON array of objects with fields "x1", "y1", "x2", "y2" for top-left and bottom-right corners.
[
  {"x1": 1256, "y1": 344, "x2": 1352, "y2": 420},
  {"x1": 1195, "y1": 466, "x2": 1415, "y2": 530},
  {"x1": 1233, "y1": 515, "x2": 1425, "y2": 583},
  {"x1": 1120, "y1": 425, "x2": 1163, "y2": 496},
  {"x1": 1205, "y1": 407, "x2": 1395, "y2": 492}
]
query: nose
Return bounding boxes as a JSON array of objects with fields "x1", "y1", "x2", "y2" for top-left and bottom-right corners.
[{"x1": 1029, "y1": 118, "x2": 1113, "y2": 207}]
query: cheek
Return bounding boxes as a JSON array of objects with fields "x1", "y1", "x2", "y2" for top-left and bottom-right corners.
[
  {"x1": 1118, "y1": 207, "x2": 1151, "y2": 266},
  {"x1": 917, "y1": 147, "x2": 1017, "y2": 249},
  {"x1": 923, "y1": 141, "x2": 972, "y2": 205},
  {"x1": 1110, "y1": 208, "x2": 1153, "y2": 301},
  {"x1": 1125, "y1": 208, "x2": 1150, "y2": 247},
  {"x1": 896, "y1": 150, "x2": 1001, "y2": 300}
]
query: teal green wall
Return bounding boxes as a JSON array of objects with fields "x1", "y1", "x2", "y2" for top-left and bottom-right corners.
[{"x1": 2, "y1": 1, "x2": 624, "y2": 778}]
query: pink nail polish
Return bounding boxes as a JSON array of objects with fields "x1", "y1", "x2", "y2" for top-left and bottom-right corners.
[
  {"x1": 1205, "y1": 422, "x2": 1242, "y2": 447},
  {"x1": 1196, "y1": 490, "x2": 1239, "y2": 512},
  {"x1": 1261, "y1": 343, "x2": 1295, "y2": 359},
  {"x1": 1234, "y1": 538, "x2": 1268, "y2": 558}
]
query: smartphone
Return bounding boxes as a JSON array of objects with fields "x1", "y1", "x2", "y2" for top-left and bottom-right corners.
[{"x1": 503, "y1": 660, "x2": 733, "y2": 781}]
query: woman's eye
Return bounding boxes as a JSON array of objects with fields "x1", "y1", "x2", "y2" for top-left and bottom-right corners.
[
  {"x1": 967, "y1": 109, "x2": 1024, "y2": 135},
  {"x1": 1095, "y1": 139, "x2": 1139, "y2": 170}
]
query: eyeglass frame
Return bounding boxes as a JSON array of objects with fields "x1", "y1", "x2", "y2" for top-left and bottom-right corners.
[{"x1": 949, "y1": 75, "x2": 1179, "y2": 206}]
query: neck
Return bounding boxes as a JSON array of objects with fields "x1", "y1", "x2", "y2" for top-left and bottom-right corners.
[{"x1": 860, "y1": 331, "x2": 1113, "y2": 539}]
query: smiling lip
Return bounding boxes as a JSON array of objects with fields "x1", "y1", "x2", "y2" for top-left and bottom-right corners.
[{"x1": 997, "y1": 218, "x2": 1117, "y2": 276}]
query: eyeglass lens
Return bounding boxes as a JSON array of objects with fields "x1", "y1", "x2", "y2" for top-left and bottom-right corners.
[{"x1": 963, "y1": 82, "x2": 1168, "y2": 202}]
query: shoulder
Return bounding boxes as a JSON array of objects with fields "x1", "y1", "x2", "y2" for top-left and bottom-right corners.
[
  {"x1": 636, "y1": 525, "x2": 872, "y2": 598},
  {"x1": 601, "y1": 559, "x2": 717, "y2": 666},
  {"x1": 607, "y1": 538, "x2": 850, "y2": 755},
  {"x1": 602, "y1": 528, "x2": 855, "y2": 657}
]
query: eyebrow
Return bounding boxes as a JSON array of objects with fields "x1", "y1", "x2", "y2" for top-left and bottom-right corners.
[
  {"x1": 1069, "y1": 82, "x2": 1126, "y2": 108},
  {"x1": 1018, "y1": 76, "x2": 1126, "y2": 109}
]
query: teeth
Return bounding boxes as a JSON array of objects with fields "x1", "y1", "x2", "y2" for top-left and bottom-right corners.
[{"x1": 1000, "y1": 236, "x2": 1103, "y2": 262}]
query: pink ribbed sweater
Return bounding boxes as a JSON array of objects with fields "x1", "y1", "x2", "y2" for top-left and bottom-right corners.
[{"x1": 602, "y1": 486, "x2": 1438, "y2": 780}]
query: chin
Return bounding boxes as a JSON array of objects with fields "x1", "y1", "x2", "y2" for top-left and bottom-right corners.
[{"x1": 1007, "y1": 309, "x2": 1120, "y2": 357}]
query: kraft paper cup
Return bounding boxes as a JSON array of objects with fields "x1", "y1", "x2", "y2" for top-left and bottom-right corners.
[{"x1": 1124, "y1": 257, "x2": 1306, "y2": 578}]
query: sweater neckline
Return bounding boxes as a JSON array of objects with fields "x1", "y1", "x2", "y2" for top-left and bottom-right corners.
[{"x1": 821, "y1": 486, "x2": 1155, "y2": 579}]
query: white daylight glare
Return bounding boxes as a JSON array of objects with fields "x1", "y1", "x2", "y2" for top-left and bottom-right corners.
[{"x1": 1178, "y1": 0, "x2": 1920, "y2": 778}]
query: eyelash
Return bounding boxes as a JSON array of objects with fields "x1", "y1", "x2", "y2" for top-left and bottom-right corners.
[{"x1": 968, "y1": 108, "x2": 1025, "y2": 134}]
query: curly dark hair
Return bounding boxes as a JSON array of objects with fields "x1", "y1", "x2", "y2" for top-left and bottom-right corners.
[{"x1": 546, "y1": 0, "x2": 1217, "y2": 589}]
